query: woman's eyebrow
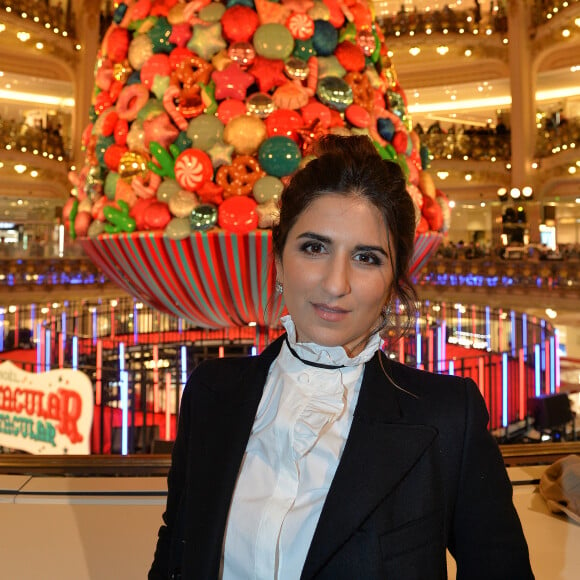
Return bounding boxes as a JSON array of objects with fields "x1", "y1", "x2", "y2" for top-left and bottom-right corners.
[
  {"x1": 296, "y1": 232, "x2": 331, "y2": 244},
  {"x1": 355, "y1": 245, "x2": 389, "y2": 258}
]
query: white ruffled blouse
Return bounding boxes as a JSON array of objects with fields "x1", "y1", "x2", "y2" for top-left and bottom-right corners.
[{"x1": 222, "y1": 315, "x2": 381, "y2": 580}]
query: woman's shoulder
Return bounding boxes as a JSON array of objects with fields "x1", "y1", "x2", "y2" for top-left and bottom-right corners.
[{"x1": 385, "y1": 356, "x2": 477, "y2": 399}]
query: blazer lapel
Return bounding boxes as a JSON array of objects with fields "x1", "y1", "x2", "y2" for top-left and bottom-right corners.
[{"x1": 301, "y1": 353, "x2": 438, "y2": 579}]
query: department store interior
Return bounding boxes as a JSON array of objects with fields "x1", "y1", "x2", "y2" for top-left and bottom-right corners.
[{"x1": 0, "y1": 1, "x2": 579, "y2": 577}]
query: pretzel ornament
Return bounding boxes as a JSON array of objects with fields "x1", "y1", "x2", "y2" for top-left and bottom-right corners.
[
  {"x1": 216, "y1": 156, "x2": 265, "y2": 198},
  {"x1": 344, "y1": 71, "x2": 375, "y2": 111},
  {"x1": 170, "y1": 55, "x2": 213, "y2": 119}
]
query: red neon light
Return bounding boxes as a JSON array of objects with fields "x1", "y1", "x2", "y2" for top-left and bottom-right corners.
[{"x1": 96, "y1": 340, "x2": 102, "y2": 406}]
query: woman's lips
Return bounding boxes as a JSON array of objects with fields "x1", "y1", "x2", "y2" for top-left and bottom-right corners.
[{"x1": 312, "y1": 303, "x2": 349, "y2": 321}]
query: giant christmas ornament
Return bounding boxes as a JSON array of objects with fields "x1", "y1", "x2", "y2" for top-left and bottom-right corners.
[{"x1": 71, "y1": 0, "x2": 447, "y2": 328}]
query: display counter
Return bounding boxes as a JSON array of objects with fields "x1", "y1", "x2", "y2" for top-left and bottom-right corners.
[{"x1": 1, "y1": 450, "x2": 579, "y2": 579}]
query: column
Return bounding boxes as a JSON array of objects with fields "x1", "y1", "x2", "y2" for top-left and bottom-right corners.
[
  {"x1": 70, "y1": 0, "x2": 101, "y2": 164},
  {"x1": 506, "y1": 0, "x2": 536, "y2": 191}
]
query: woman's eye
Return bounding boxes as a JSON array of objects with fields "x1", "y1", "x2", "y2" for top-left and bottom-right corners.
[
  {"x1": 355, "y1": 252, "x2": 382, "y2": 265},
  {"x1": 300, "y1": 242, "x2": 325, "y2": 255}
]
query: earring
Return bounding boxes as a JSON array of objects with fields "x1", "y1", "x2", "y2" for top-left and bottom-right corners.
[
  {"x1": 275, "y1": 281, "x2": 283, "y2": 294},
  {"x1": 379, "y1": 304, "x2": 391, "y2": 330}
]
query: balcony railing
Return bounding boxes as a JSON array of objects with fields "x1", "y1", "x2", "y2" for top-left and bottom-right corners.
[{"x1": 418, "y1": 118, "x2": 579, "y2": 162}]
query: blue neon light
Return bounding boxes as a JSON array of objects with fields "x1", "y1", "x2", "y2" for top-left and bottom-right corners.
[
  {"x1": 180, "y1": 345, "x2": 187, "y2": 386},
  {"x1": 133, "y1": 302, "x2": 139, "y2": 344},
  {"x1": 534, "y1": 344, "x2": 541, "y2": 397},
  {"x1": 45, "y1": 329, "x2": 51, "y2": 372},
  {"x1": 415, "y1": 317, "x2": 422, "y2": 367},
  {"x1": 119, "y1": 342, "x2": 128, "y2": 456},
  {"x1": 92, "y1": 309, "x2": 97, "y2": 345},
  {"x1": 30, "y1": 305, "x2": 36, "y2": 342},
  {"x1": 550, "y1": 337, "x2": 556, "y2": 394},
  {"x1": 61, "y1": 311, "x2": 66, "y2": 355},
  {"x1": 555, "y1": 329, "x2": 560, "y2": 388},
  {"x1": 449, "y1": 360, "x2": 455, "y2": 376},
  {"x1": 502, "y1": 352, "x2": 508, "y2": 427},
  {"x1": 72, "y1": 336, "x2": 78, "y2": 370},
  {"x1": 485, "y1": 306, "x2": 490, "y2": 349},
  {"x1": 541, "y1": 320, "x2": 546, "y2": 371},
  {"x1": 36, "y1": 323, "x2": 41, "y2": 373}
]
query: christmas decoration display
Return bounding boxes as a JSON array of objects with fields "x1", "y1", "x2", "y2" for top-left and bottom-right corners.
[{"x1": 69, "y1": 0, "x2": 447, "y2": 328}]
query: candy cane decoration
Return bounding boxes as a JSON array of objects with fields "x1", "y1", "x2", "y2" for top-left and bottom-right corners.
[
  {"x1": 336, "y1": 0, "x2": 354, "y2": 22},
  {"x1": 163, "y1": 85, "x2": 188, "y2": 131},
  {"x1": 184, "y1": 0, "x2": 211, "y2": 25},
  {"x1": 306, "y1": 56, "x2": 318, "y2": 97}
]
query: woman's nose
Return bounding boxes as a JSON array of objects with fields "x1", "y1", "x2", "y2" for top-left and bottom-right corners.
[{"x1": 321, "y1": 256, "x2": 351, "y2": 296}]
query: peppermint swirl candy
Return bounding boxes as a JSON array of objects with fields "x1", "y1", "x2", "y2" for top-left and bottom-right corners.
[
  {"x1": 174, "y1": 149, "x2": 213, "y2": 192},
  {"x1": 286, "y1": 13, "x2": 315, "y2": 41}
]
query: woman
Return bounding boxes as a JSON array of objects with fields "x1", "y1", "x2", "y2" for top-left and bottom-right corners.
[{"x1": 150, "y1": 135, "x2": 533, "y2": 579}]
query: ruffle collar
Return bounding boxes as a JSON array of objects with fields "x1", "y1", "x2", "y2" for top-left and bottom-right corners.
[{"x1": 280, "y1": 314, "x2": 381, "y2": 369}]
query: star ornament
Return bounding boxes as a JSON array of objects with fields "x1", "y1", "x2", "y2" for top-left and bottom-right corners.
[
  {"x1": 144, "y1": 113, "x2": 180, "y2": 150},
  {"x1": 282, "y1": 0, "x2": 314, "y2": 14},
  {"x1": 250, "y1": 56, "x2": 288, "y2": 93},
  {"x1": 169, "y1": 22, "x2": 192, "y2": 48},
  {"x1": 255, "y1": 0, "x2": 291, "y2": 24},
  {"x1": 212, "y1": 63, "x2": 255, "y2": 101},
  {"x1": 187, "y1": 22, "x2": 227, "y2": 61},
  {"x1": 147, "y1": 17, "x2": 175, "y2": 54},
  {"x1": 208, "y1": 141, "x2": 235, "y2": 169},
  {"x1": 297, "y1": 118, "x2": 326, "y2": 154}
]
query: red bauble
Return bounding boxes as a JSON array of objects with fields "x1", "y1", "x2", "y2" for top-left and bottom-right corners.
[{"x1": 218, "y1": 196, "x2": 258, "y2": 234}]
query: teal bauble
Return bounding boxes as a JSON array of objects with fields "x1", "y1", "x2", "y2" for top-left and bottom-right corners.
[{"x1": 258, "y1": 137, "x2": 302, "y2": 178}]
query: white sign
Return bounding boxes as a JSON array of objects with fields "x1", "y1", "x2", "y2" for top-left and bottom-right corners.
[{"x1": 0, "y1": 361, "x2": 94, "y2": 454}]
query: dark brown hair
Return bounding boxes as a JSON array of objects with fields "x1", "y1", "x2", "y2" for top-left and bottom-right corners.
[{"x1": 272, "y1": 134, "x2": 418, "y2": 337}]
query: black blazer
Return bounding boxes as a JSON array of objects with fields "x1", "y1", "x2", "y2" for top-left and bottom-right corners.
[{"x1": 150, "y1": 335, "x2": 534, "y2": 579}]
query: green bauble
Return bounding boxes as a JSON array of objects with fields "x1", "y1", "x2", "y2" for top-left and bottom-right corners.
[{"x1": 258, "y1": 137, "x2": 302, "y2": 178}]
